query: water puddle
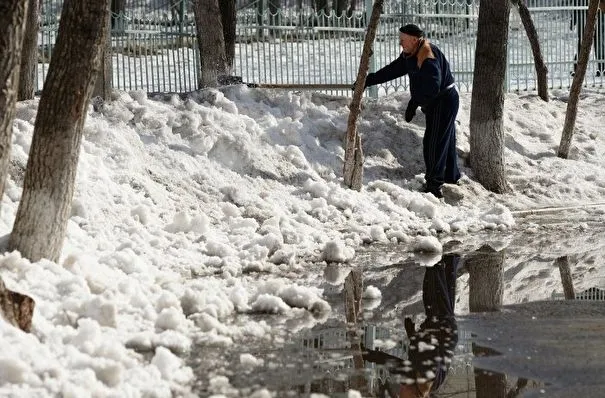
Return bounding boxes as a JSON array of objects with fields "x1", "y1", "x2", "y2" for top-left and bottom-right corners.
[{"x1": 189, "y1": 228, "x2": 605, "y2": 397}]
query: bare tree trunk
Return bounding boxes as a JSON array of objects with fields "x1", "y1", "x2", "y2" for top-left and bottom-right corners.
[
  {"x1": 111, "y1": 0, "x2": 126, "y2": 29},
  {"x1": 556, "y1": 256, "x2": 575, "y2": 300},
  {"x1": 469, "y1": 0, "x2": 510, "y2": 194},
  {"x1": 559, "y1": 0, "x2": 600, "y2": 159},
  {"x1": 467, "y1": 245, "x2": 504, "y2": 312},
  {"x1": 193, "y1": 0, "x2": 228, "y2": 88},
  {"x1": 346, "y1": 1, "x2": 356, "y2": 18},
  {"x1": 8, "y1": 0, "x2": 110, "y2": 263},
  {"x1": 268, "y1": 0, "x2": 280, "y2": 37},
  {"x1": 0, "y1": 0, "x2": 29, "y2": 211},
  {"x1": 473, "y1": 354, "x2": 507, "y2": 398},
  {"x1": 469, "y1": 244, "x2": 506, "y2": 396},
  {"x1": 93, "y1": 7, "x2": 113, "y2": 100},
  {"x1": 343, "y1": 0, "x2": 383, "y2": 191},
  {"x1": 219, "y1": 0, "x2": 237, "y2": 73},
  {"x1": 512, "y1": 0, "x2": 548, "y2": 101},
  {"x1": 0, "y1": 277, "x2": 35, "y2": 332},
  {"x1": 314, "y1": 0, "x2": 329, "y2": 14},
  {"x1": 18, "y1": 0, "x2": 39, "y2": 100},
  {"x1": 335, "y1": 0, "x2": 349, "y2": 16},
  {"x1": 343, "y1": 269, "x2": 367, "y2": 394}
]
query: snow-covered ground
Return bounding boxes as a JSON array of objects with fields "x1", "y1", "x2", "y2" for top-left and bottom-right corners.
[{"x1": 1, "y1": 85, "x2": 605, "y2": 397}]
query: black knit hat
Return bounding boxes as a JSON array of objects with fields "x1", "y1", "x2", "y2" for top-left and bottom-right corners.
[{"x1": 399, "y1": 24, "x2": 424, "y2": 37}]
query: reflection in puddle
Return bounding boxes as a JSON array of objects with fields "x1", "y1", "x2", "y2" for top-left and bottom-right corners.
[
  {"x1": 190, "y1": 234, "x2": 604, "y2": 397},
  {"x1": 361, "y1": 255, "x2": 459, "y2": 397}
]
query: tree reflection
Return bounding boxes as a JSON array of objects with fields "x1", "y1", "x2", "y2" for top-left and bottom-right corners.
[
  {"x1": 467, "y1": 245, "x2": 529, "y2": 398},
  {"x1": 556, "y1": 256, "x2": 575, "y2": 300},
  {"x1": 343, "y1": 269, "x2": 368, "y2": 394},
  {"x1": 0, "y1": 276, "x2": 35, "y2": 332}
]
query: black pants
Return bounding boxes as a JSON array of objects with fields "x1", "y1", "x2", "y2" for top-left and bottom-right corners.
[{"x1": 423, "y1": 88, "x2": 461, "y2": 192}]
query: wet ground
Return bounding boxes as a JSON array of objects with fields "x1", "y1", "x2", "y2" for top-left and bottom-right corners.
[{"x1": 189, "y1": 217, "x2": 605, "y2": 397}]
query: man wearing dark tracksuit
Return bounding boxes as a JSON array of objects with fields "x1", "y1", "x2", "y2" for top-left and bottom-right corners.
[{"x1": 364, "y1": 24, "x2": 460, "y2": 198}]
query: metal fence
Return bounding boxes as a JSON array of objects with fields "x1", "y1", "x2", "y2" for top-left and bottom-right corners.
[{"x1": 37, "y1": 0, "x2": 605, "y2": 96}]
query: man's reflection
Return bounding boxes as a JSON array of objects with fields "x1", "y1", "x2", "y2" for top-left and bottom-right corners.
[{"x1": 362, "y1": 253, "x2": 460, "y2": 398}]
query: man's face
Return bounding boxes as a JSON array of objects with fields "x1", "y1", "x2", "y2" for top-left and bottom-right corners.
[{"x1": 400, "y1": 32, "x2": 420, "y2": 55}]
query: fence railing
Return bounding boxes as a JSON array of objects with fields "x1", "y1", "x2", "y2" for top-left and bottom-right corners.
[{"x1": 37, "y1": 0, "x2": 605, "y2": 96}]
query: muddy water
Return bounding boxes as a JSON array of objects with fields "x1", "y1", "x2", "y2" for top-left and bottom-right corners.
[{"x1": 189, "y1": 226, "x2": 605, "y2": 397}]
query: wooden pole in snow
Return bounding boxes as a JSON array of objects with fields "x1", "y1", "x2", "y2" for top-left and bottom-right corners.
[
  {"x1": 343, "y1": 0, "x2": 383, "y2": 191},
  {"x1": 558, "y1": 0, "x2": 600, "y2": 158}
]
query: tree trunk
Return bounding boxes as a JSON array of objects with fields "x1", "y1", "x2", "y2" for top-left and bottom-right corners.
[
  {"x1": 0, "y1": 0, "x2": 29, "y2": 212},
  {"x1": 193, "y1": 0, "x2": 228, "y2": 88},
  {"x1": 469, "y1": 245, "x2": 506, "y2": 396},
  {"x1": 343, "y1": 0, "x2": 383, "y2": 191},
  {"x1": 513, "y1": 0, "x2": 548, "y2": 102},
  {"x1": 18, "y1": 0, "x2": 39, "y2": 100},
  {"x1": 0, "y1": 277, "x2": 35, "y2": 332},
  {"x1": 467, "y1": 245, "x2": 504, "y2": 312},
  {"x1": 472, "y1": 352, "x2": 507, "y2": 398},
  {"x1": 268, "y1": 0, "x2": 280, "y2": 37},
  {"x1": 93, "y1": 8, "x2": 113, "y2": 100},
  {"x1": 556, "y1": 256, "x2": 575, "y2": 300},
  {"x1": 111, "y1": 0, "x2": 126, "y2": 30},
  {"x1": 335, "y1": 0, "x2": 349, "y2": 16},
  {"x1": 219, "y1": 0, "x2": 237, "y2": 73},
  {"x1": 469, "y1": 0, "x2": 510, "y2": 194},
  {"x1": 8, "y1": 0, "x2": 110, "y2": 263},
  {"x1": 343, "y1": 269, "x2": 367, "y2": 394},
  {"x1": 559, "y1": 0, "x2": 600, "y2": 159},
  {"x1": 314, "y1": 0, "x2": 329, "y2": 14}
]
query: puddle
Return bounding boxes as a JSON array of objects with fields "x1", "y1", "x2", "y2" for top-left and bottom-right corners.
[{"x1": 189, "y1": 229, "x2": 605, "y2": 397}]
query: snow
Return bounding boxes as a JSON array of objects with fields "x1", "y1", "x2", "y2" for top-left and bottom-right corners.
[{"x1": 1, "y1": 83, "x2": 605, "y2": 396}]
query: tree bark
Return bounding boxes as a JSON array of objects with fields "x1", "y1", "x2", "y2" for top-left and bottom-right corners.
[
  {"x1": 93, "y1": 7, "x2": 113, "y2": 100},
  {"x1": 8, "y1": 0, "x2": 110, "y2": 263},
  {"x1": 0, "y1": 0, "x2": 29, "y2": 212},
  {"x1": 194, "y1": 0, "x2": 228, "y2": 88},
  {"x1": 343, "y1": 0, "x2": 383, "y2": 191},
  {"x1": 472, "y1": 351, "x2": 508, "y2": 398},
  {"x1": 18, "y1": 0, "x2": 39, "y2": 100},
  {"x1": 343, "y1": 269, "x2": 367, "y2": 394},
  {"x1": 513, "y1": 0, "x2": 548, "y2": 102},
  {"x1": 467, "y1": 245, "x2": 505, "y2": 313},
  {"x1": 219, "y1": 0, "x2": 237, "y2": 73},
  {"x1": 559, "y1": 0, "x2": 600, "y2": 159},
  {"x1": 469, "y1": 0, "x2": 510, "y2": 194},
  {"x1": 111, "y1": 0, "x2": 126, "y2": 29},
  {"x1": 556, "y1": 256, "x2": 575, "y2": 300},
  {"x1": 335, "y1": 0, "x2": 349, "y2": 16},
  {"x1": 314, "y1": 0, "x2": 330, "y2": 14},
  {"x1": 0, "y1": 277, "x2": 35, "y2": 332}
]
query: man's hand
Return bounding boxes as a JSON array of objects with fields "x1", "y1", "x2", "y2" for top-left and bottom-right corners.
[
  {"x1": 405, "y1": 100, "x2": 418, "y2": 122},
  {"x1": 352, "y1": 73, "x2": 375, "y2": 91}
]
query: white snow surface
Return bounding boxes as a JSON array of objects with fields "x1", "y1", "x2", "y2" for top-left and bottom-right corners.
[{"x1": 1, "y1": 85, "x2": 605, "y2": 396}]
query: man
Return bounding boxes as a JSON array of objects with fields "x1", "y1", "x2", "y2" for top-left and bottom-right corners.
[{"x1": 363, "y1": 24, "x2": 460, "y2": 198}]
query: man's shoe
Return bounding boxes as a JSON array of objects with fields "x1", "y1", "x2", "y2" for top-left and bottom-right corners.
[{"x1": 423, "y1": 186, "x2": 443, "y2": 199}]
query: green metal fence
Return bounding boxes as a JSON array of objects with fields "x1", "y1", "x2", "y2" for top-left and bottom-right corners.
[{"x1": 37, "y1": 0, "x2": 604, "y2": 96}]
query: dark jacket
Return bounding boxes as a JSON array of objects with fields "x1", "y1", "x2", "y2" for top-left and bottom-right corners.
[{"x1": 365, "y1": 40, "x2": 455, "y2": 111}]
